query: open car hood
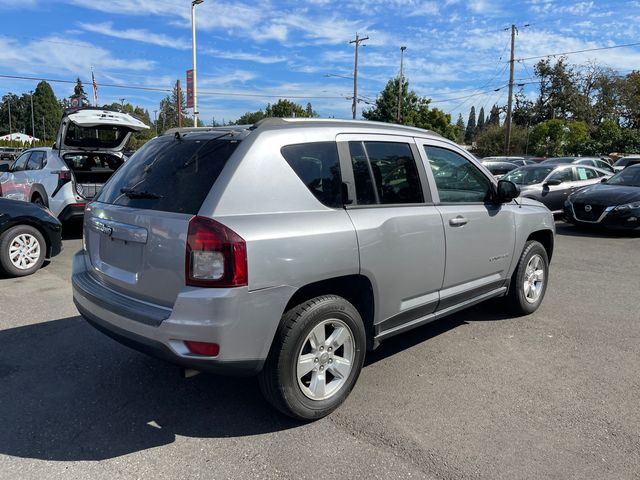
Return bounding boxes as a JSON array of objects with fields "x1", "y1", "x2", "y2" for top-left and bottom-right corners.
[{"x1": 57, "y1": 109, "x2": 149, "y2": 152}]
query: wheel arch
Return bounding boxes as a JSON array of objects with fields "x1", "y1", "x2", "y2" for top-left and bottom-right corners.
[
  {"x1": 526, "y1": 229, "x2": 554, "y2": 262},
  {"x1": 282, "y1": 274, "x2": 376, "y2": 350},
  {"x1": 29, "y1": 184, "x2": 49, "y2": 208}
]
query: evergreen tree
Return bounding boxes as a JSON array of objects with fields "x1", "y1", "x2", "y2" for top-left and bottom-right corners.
[
  {"x1": 32, "y1": 81, "x2": 62, "y2": 143},
  {"x1": 455, "y1": 114, "x2": 465, "y2": 144},
  {"x1": 73, "y1": 78, "x2": 88, "y2": 105},
  {"x1": 477, "y1": 106, "x2": 485, "y2": 132},
  {"x1": 465, "y1": 106, "x2": 476, "y2": 144},
  {"x1": 487, "y1": 104, "x2": 500, "y2": 126}
]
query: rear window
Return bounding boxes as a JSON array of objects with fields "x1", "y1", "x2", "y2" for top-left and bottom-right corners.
[
  {"x1": 96, "y1": 135, "x2": 240, "y2": 214},
  {"x1": 281, "y1": 142, "x2": 343, "y2": 208},
  {"x1": 65, "y1": 123, "x2": 131, "y2": 149}
]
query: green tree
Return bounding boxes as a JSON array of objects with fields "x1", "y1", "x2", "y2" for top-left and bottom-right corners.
[
  {"x1": 265, "y1": 99, "x2": 313, "y2": 118},
  {"x1": 465, "y1": 106, "x2": 476, "y2": 144},
  {"x1": 474, "y1": 124, "x2": 529, "y2": 157},
  {"x1": 512, "y1": 89, "x2": 534, "y2": 127},
  {"x1": 362, "y1": 77, "x2": 408, "y2": 123},
  {"x1": 533, "y1": 58, "x2": 581, "y2": 123},
  {"x1": 476, "y1": 107, "x2": 485, "y2": 133},
  {"x1": 363, "y1": 77, "x2": 457, "y2": 140},
  {"x1": 528, "y1": 119, "x2": 589, "y2": 156},
  {"x1": 455, "y1": 114, "x2": 465, "y2": 144},
  {"x1": 487, "y1": 104, "x2": 500, "y2": 126},
  {"x1": 73, "y1": 77, "x2": 88, "y2": 105},
  {"x1": 620, "y1": 71, "x2": 640, "y2": 128},
  {"x1": 32, "y1": 81, "x2": 62, "y2": 143},
  {"x1": 234, "y1": 109, "x2": 267, "y2": 125}
]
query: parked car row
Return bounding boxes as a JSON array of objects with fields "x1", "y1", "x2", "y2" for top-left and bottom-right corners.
[{"x1": 0, "y1": 107, "x2": 148, "y2": 222}]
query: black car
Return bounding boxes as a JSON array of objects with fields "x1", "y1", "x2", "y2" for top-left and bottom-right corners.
[
  {"x1": 564, "y1": 164, "x2": 640, "y2": 231},
  {"x1": 0, "y1": 198, "x2": 63, "y2": 276}
]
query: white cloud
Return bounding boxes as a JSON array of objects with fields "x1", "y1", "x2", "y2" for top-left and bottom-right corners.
[
  {"x1": 204, "y1": 48, "x2": 286, "y2": 64},
  {"x1": 0, "y1": 35, "x2": 155, "y2": 76},
  {"x1": 79, "y1": 22, "x2": 190, "y2": 49}
]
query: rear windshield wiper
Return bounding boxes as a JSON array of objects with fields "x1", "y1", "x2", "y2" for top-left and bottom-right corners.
[{"x1": 119, "y1": 187, "x2": 163, "y2": 199}]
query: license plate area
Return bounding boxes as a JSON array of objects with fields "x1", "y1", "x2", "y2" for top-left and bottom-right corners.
[{"x1": 99, "y1": 236, "x2": 144, "y2": 273}]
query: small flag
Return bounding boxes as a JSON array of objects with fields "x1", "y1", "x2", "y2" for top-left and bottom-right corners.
[{"x1": 91, "y1": 69, "x2": 98, "y2": 106}]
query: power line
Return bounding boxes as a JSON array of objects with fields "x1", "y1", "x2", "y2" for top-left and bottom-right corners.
[
  {"x1": 0, "y1": 74, "x2": 172, "y2": 93},
  {"x1": 516, "y1": 41, "x2": 640, "y2": 62}
]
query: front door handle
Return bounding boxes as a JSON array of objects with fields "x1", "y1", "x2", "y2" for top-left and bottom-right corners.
[{"x1": 449, "y1": 216, "x2": 468, "y2": 227}]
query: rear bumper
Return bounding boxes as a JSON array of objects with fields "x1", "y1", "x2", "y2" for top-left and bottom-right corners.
[
  {"x1": 72, "y1": 250, "x2": 295, "y2": 375},
  {"x1": 58, "y1": 203, "x2": 86, "y2": 223}
]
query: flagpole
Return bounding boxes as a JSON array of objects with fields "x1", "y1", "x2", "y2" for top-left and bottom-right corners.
[{"x1": 91, "y1": 67, "x2": 98, "y2": 107}]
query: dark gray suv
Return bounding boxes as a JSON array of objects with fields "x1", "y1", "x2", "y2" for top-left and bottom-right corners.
[{"x1": 72, "y1": 119, "x2": 555, "y2": 420}]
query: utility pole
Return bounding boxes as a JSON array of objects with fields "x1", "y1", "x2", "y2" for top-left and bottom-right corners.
[
  {"x1": 30, "y1": 91, "x2": 35, "y2": 140},
  {"x1": 7, "y1": 100, "x2": 12, "y2": 141},
  {"x1": 350, "y1": 33, "x2": 368, "y2": 120},
  {"x1": 397, "y1": 46, "x2": 407, "y2": 124},
  {"x1": 176, "y1": 80, "x2": 183, "y2": 128},
  {"x1": 504, "y1": 24, "x2": 517, "y2": 155},
  {"x1": 191, "y1": 0, "x2": 203, "y2": 127},
  {"x1": 153, "y1": 110, "x2": 158, "y2": 136},
  {"x1": 119, "y1": 98, "x2": 126, "y2": 111}
]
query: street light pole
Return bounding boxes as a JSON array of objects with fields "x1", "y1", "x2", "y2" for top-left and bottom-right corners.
[
  {"x1": 7, "y1": 100, "x2": 12, "y2": 142},
  {"x1": 191, "y1": 0, "x2": 203, "y2": 127},
  {"x1": 397, "y1": 46, "x2": 407, "y2": 124},
  {"x1": 154, "y1": 110, "x2": 158, "y2": 136},
  {"x1": 30, "y1": 91, "x2": 35, "y2": 142}
]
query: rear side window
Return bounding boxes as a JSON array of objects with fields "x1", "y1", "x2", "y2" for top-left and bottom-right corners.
[
  {"x1": 576, "y1": 167, "x2": 598, "y2": 180},
  {"x1": 348, "y1": 141, "x2": 424, "y2": 205},
  {"x1": 281, "y1": 142, "x2": 343, "y2": 208},
  {"x1": 26, "y1": 151, "x2": 46, "y2": 170},
  {"x1": 96, "y1": 135, "x2": 240, "y2": 214}
]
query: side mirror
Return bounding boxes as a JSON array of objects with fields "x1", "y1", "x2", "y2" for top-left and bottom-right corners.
[
  {"x1": 0, "y1": 164, "x2": 9, "y2": 173},
  {"x1": 496, "y1": 180, "x2": 519, "y2": 203},
  {"x1": 544, "y1": 179, "x2": 562, "y2": 187},
  {"x1": 601, "y1": 177, "x2": 608, "y2": 183}
]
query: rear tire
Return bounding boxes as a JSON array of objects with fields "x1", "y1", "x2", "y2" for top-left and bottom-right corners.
[
  {"x1": 258, "y1": 295, "x2": 366, "y2": 421},
  {"x1": 0, "y1": 225, "x2": 46, "y2": 277},
  {"x1": 31, "y1": 194, "x2": 47, "y2": 208},
  {"x1": 507, "y1": 240, "x2": 549, "y2": 315}
]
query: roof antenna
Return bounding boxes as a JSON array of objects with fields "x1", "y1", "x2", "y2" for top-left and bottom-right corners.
[{"x1": 174, "y1": 131, "x2": 182, "y2": 141}]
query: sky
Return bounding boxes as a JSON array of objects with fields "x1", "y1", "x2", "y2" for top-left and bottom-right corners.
[{"x1": 0, "y1": 0, "x2": 639, "y2": 127}]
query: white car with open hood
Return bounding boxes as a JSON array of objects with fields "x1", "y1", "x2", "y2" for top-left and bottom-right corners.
[{"x1": 0, "y1": 107, "x2": 149, "y2": 222}]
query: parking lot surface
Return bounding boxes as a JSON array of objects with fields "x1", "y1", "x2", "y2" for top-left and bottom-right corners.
[{"x1": 0, "y1": 223, "x2": 638, "y2": 479}]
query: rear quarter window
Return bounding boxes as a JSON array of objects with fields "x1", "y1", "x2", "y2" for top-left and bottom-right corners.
[
  {"x1": 281, "y1": 142, "x2": 343, "y2": 208},
  {"x1": 96, "y1": 135, "x2": 240, "y2": 214}
]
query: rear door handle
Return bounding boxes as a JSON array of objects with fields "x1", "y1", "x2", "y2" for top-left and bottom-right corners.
[{"x1": 449, "y1": 216, "x2": 468, "y2": 227}]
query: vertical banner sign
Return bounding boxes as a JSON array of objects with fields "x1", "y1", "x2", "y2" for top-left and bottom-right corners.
[{"x1": 186, "y1": 69, "x2": 194, "y2": 109}]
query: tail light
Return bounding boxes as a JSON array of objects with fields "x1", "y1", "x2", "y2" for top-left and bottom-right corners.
[
  {"x1": 51, "y1": 170, "x2": 72, "y2": 197},
  {"x1": 185, "y1": 216, "x2": 247, "y2": 288}
]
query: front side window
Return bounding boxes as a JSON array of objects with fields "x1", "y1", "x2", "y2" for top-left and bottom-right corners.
[
  {"x1": 348, "y1": 141, "x2": 424, "y2": 205},
  {"x1": 424, "y1": 146, "x2": 491, "y2": 203},
  {"x1": 12, "y1": 152, "x2": 30, "y2": 172},
  {"x1": 281, "y1": 142, "x2": 342, "y2": 208},
  {"x1": 548, "y1": 168, "x2": 574, "y2": 183}
]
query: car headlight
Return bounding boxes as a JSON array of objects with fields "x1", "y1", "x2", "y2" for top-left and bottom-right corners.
[{"x1": 614, "y1": 201, "x2": 640, "y2": 211}]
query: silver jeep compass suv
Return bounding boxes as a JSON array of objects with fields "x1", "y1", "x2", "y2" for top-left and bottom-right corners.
[{"x1": 72, "y1": 119, "x2": 555, "y2": 420}]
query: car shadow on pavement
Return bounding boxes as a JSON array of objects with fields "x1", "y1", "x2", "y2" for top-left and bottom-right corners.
[
  {"x1": 365, "y1": 302, "x2": 513, "y2": 367},
  {"x1": 0, "y1": 316, "x2": 300, "y2": 461},
  {"x1": 61, "y1": 221, "x2": 84, "y2": 240},
  {"x1": 555, "y1": 221, "x2": 637, "y2": 239}
]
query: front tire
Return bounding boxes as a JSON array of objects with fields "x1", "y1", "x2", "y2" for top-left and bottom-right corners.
[
  {"x1": 259, "y1": 295, "x2": 366, "y2": 421},
  {"x1": 0, "y1": 225, "x2": 46, "y2": 277},
  {"x1": 507, "y1": 240, "x2": 549, "y2": 315}
]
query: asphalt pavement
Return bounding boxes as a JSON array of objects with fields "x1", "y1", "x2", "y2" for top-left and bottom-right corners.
[{"x1": 0, "y1": 222, "x2": 638, "y2": 479}]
